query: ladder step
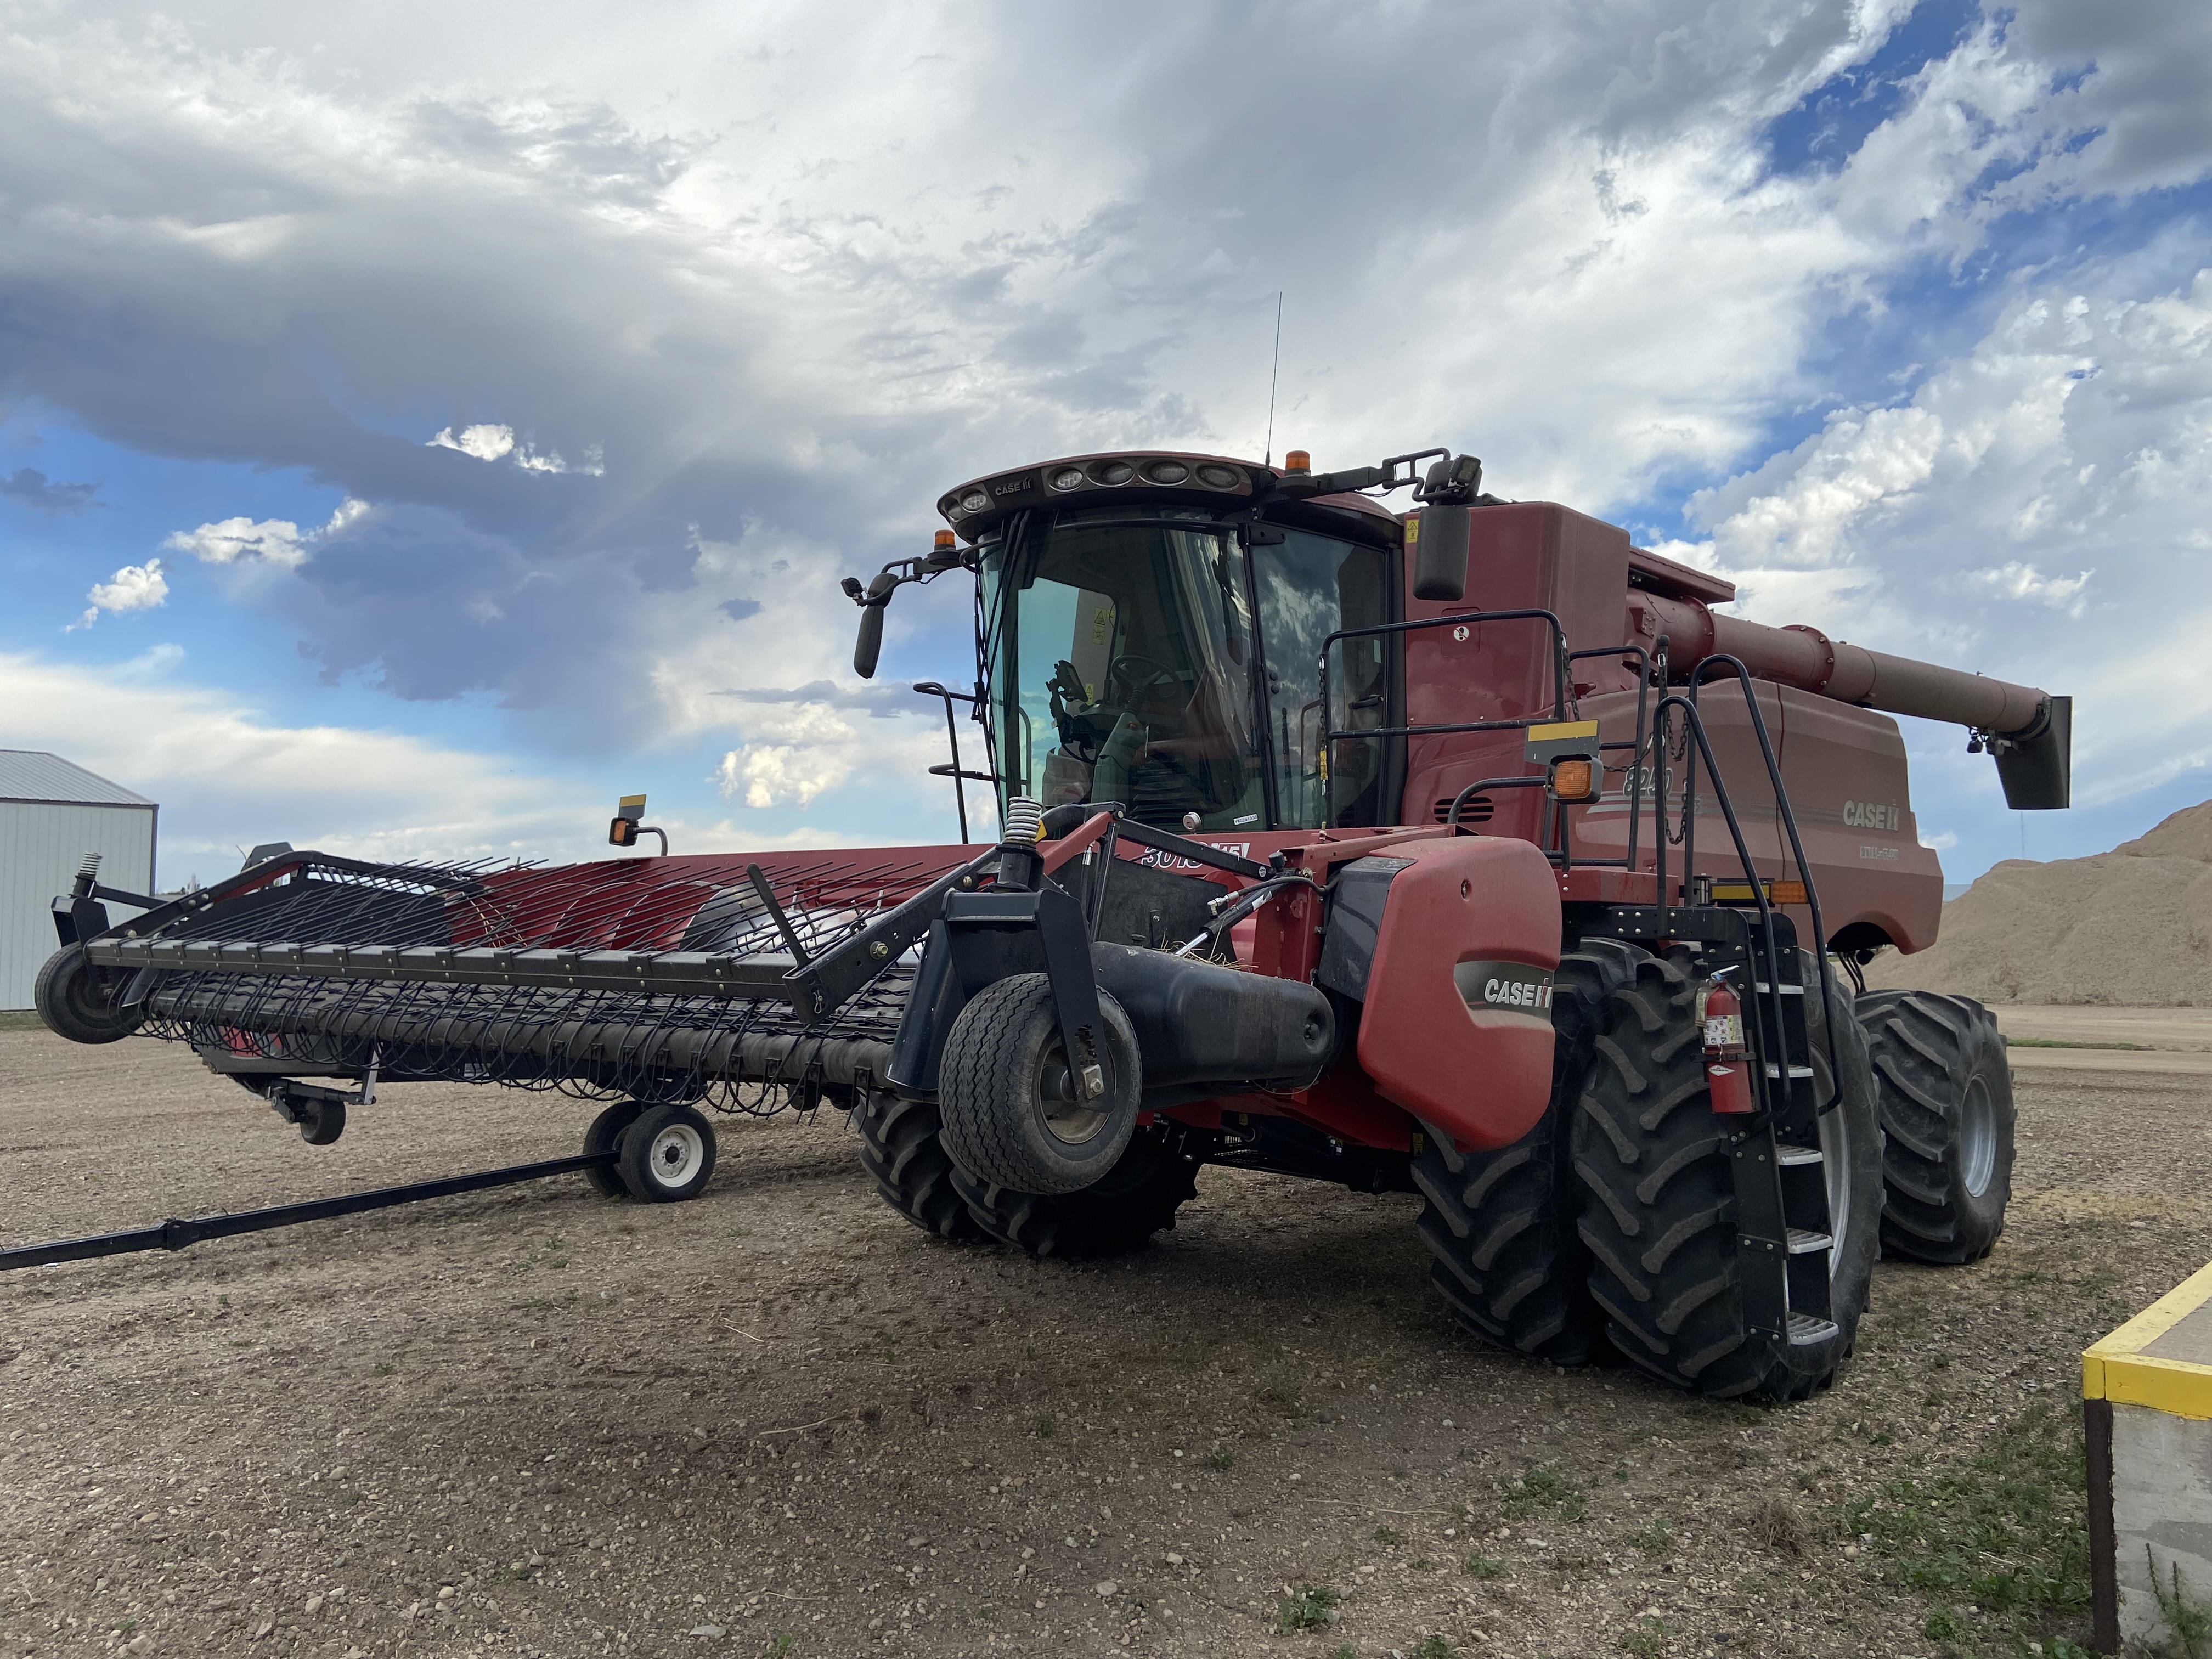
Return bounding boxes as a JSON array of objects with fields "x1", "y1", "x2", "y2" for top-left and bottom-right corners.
[
  {"x1": 1787, "y1": 1313, "x2": 1841, "y2": 1346},
  {"x1": 1786, "y1": 1227, "x2": 1833, "y2": 1255},
  {"x1": 1776, "y1": 1143, "x2": 1823, "y2": 1166},
  {"x1": 1752, "y1": 982, "x2": 1805, "y2": 995},
  {"x1": 1764, "y1": 1064, "x2": 1816, "y2": 1079}
]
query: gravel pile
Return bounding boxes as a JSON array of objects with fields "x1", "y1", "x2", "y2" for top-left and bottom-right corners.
[{"x1": 1867, "y1": 796, "x2": 2212, "y2": 1005}]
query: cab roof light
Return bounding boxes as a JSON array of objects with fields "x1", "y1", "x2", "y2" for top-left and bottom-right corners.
[{"x1": 1283, "y1": 449, "x2": 1311, "y2": 475}]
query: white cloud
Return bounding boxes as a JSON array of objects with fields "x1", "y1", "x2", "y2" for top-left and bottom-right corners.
[
  {"x1": 162, "y1": 499, "x2": 369, "y2": 569},
  {"x1": 66, "y1": 557, "x2": 169, "y2": 630},
  {"x1": 0, "y1": 647, "x2": 599, "y2": 869},
  {"x1": 1969, "y1": 561, "x2": 2094, "y2": 614},
  {"x1": 429, "y1": 424, "x2": 603, "y2": 476},
  {"x1": 1676, "y1": 270, "x2": 2212, "y2": 821},
  {"x1": 714, "y1": 702, "x2": 860, "y2": 808},
  {"x1": 429, "y1": 423, "x2": 517, "y2": 462}
]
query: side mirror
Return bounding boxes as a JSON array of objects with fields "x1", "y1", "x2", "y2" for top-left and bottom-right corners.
[
  {"x1": 854, "y1": 603, "x2": 885, "y2": 679},
  {"x1": 1410, "y1": 453, "x2": 1482, "y2": 602},
  {"x1": 851, "y1": 571, "x2": 899, "y2": 680},
  {"x1": 1410, "y1": 501, "x2": 1471, "y2": 601}
]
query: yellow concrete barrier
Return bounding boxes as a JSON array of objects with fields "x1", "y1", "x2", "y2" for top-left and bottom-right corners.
[{"x1": 2084, "y1": 1260, "x2": 2212, "y2": 1654}]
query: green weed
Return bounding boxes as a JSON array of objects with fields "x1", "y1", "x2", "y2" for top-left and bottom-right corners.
[
  {"x1": 1844, "y1": 1400, "x2": 2089, "y2": 1653},
  {"x1": 1502, "y1": 1467, "x2": 1587, "y2": 1522},
  {"x1": 1373, "y1": 1525, "x2": 1403, "y2": 1546},
  {"x1": 1031, "y1": 1415, "x2": 1053, "y2": 1439},
  {"x1": 1462, "y1": 1553, "x2": 1506, "y2": 1580},
  {"x1": 1205, "y1": 1448, "x2": 1233, "y2": 1472},
  {"x1": 1628, "y1": 1518, "x2": 1673, "y2": 1555},
  {"x1": 2149, "y1": 1546, "x2": 2212, "y2": 1659},
  {"x1": 1277, "y1": 1584, "x2": 1339, "y2": 1633},
  {"x1": 1413, "y1": 1638, "x2": 1455, "y2": 1659},
  {"x1": 1618, "y1": 1615, "x2": 1671, "y2": 1657}
]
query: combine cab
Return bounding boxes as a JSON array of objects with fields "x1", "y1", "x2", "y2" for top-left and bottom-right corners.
[{"x1": 34, "y1": 444, "x2": 2066, "y2": 1401}]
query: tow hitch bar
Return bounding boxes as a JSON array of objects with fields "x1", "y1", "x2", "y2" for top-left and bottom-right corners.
[{"x1": 0, "y1": 1152, "x2": 615, "y2": 1273}]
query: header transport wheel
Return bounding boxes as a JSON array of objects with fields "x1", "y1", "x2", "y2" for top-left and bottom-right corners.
[
  {"x1": 583, "y1": 1101, "x2": 646, "y2": 1199},
  {"x1": 32, "y1": 944, "x2": 144, "y2": 1046},
  {"x1": 615, "y1": 1102, "x2": 718, "y2": 1203},
  {"x1": 1412, "y1": 939, "x2": 1638, "y2": 1367},
  {"x1": 936, "y1": 973, "x2": 1141, "y2": 1196},
  {"x1": 1571, "y1": 945, "x2": 1883, "y2": 1402},
  {"x1": 1854, "y1": 991, "x2": 2015, "y2": 1264}
]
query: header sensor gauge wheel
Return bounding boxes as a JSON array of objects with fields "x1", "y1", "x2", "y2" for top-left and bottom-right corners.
[
  {"x1": 936, "y1": 974, "x2": 1141, "y2": 1195},
  {"x1": 33, "y1": 945, "x2": 143, "y2": 1045}
]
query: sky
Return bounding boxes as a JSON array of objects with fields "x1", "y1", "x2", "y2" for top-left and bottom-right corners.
[{"x1": 1, "y1": 0, "x2": 2207, "y2": 891}]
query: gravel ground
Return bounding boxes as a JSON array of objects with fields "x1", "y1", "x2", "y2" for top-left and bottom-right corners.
[{"x1": 2, "y1": 1021, "x2": 2207, "y2": 1659}]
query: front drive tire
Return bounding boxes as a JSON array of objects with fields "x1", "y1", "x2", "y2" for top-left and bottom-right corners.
[
  {"x1": 1855, "y1": 990, "x2": 2014, "y2": 1264},
  {"x1": 855, "y1": 1093, "x2": 987, "y2": 1243},
  {"x1": 949, "y1": 1121, "x2": 1204, "y2": 1259},
  {"x1": 936, "y1": 974, "x2": 1142, "y2": 1196},
  {"x1": 615, "y1": 1102, "x2": 718, "y2": 1202},
  {"x1": 1572, "y1": 946, "x2": 1883, "y2": 1401},
  {"x1": 1411, "y1": 939, "x2": 1639, "y2": 1366}
]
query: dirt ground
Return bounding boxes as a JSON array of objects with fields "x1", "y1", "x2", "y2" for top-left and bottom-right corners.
[{"x1": 2, "y1": 1011, "x2": 2208, "y2": 1659}]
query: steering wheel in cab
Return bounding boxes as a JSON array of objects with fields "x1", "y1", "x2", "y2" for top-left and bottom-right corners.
[{"x1": 1103, "y1": 653, "x2": 1191, "y2": 714}]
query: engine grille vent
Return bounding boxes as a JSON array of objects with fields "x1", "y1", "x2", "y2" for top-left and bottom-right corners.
[{"x1": 1432, "y1": 794, "x2": 1495, "y2": 825}]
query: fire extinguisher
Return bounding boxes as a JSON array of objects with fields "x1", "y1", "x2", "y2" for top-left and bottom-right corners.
[{"x1": 1701, "y1": 973, "x2": 1756, "y2": 1115}]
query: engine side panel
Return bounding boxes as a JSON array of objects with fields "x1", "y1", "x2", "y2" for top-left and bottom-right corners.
[{"x1": 1354, "y1": 835, "x2": 1562, "y2": 1150}]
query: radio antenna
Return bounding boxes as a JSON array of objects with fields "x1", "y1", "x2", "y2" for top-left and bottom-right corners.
[{"x1": 1263, "y1": 291, "x2": 1283, "y2": 467}]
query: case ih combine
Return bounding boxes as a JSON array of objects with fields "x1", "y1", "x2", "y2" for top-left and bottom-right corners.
[{"x1": 32, "y1": 444, "x2": 2070, "y2": 1403}]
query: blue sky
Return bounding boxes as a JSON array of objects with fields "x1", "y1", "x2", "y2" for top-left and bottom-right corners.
[{"x1": 2, "y1": 0, "x2": 2207, "y2": 891}]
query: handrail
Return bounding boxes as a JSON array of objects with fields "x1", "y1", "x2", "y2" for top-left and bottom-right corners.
[
  {"x1": 912, "y1": 681, "x2": 987, "y2": 843},
  {"x1": 1317, "y1": 608, "x2": 1570, "y2": 831},
  {"x1": 1684, "y1": 655, "x2": 1838, "y2": 1056},
  {"x1": 1645, "y1": 693, "x2": 1796, "y2": 1094}
]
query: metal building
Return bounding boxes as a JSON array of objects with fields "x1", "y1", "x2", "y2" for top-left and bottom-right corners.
[{"x1": 1, "y1": 752, "x2": 156, "y2": 1012}]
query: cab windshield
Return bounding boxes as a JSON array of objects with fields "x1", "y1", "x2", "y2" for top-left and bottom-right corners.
[{"x1": 981, "y1": 508, "x2": 1394, "y2": 832}]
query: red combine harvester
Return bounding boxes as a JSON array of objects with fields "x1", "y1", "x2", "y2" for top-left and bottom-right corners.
[{"x1": 32, "y1": 445, "x2": 2068, "y2": 1402}]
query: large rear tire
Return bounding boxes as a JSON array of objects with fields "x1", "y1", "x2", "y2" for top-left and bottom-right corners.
[
  {"x1": 949, "y1": 1120, "x2": 1204, "y2": 1259},
  {"x1": 1411, "y1": 939, "x2": 1637, "y2": 1365},
  {"x1": 855, "y1": 1093, "x2": 987, "y2": 1243},
  {"x1": 1855, "y1": 990, "x2": 2014, "y2": 1264},
  {"x1": 1572, "y1": 946, "x2": 1882, "y2": 1401}
]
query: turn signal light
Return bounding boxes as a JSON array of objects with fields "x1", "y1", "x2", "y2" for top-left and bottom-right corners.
[{"x1": 1548, "y1": 757, "x2": 1598, "y2": 802}]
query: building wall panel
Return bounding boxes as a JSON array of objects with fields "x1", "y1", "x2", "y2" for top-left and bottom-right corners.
[{"x1": 0, "y1": 802, "x2": 156, "y2": 1011}]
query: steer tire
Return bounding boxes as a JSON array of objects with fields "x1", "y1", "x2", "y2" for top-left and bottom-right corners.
[
  {"x1": 1412, "y1": 939, "x2": 1639, "y2": 1366},
  {"x1": 33, "y1": 945, "x2": 143, "y2": 1045},
  {"x1": 1572, "y1": 946, "x2": 1883, "y2": 1402},
  {"x1": 948, "y1": 1121, "x2": 1206, "y2": 1260},
  {"x1": 855, "y1": 1093, "x2": 987, "y2": 1243},
  {"x1": 1855, "y1": 990, "x2": 2014, "y2": 1265}
]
